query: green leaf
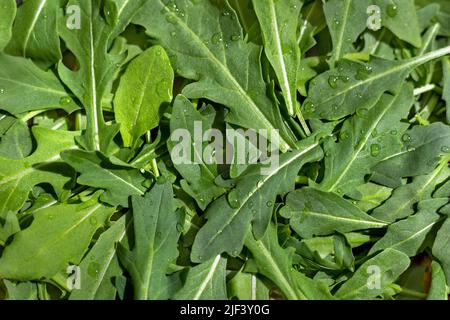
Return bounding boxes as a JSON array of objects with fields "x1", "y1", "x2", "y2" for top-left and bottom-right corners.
[
  {"x1": 303, "y1": 46, "x2": 450, "y2": 120},
  {"x1": 227, "y1": 271, "x2": 270, "y2": 300},
  {"x1": 0, "y1": 53, "x2": 78, "y2": 115},
  {"x1": 58, "y1": 0, "x2": 147, "y2": 151},
  {"x1": 69, "y1": 215, "x2": 130, "y2": 300},
  {"x1": 0, "y1": 127, "x2": 77, "y2": 220},
  {"x1": 0, "y1": 119, "x2": 33, "y2": 160},
  {"x1": 3, "y1": 280, "x2": 38, "y2": 300},
  {"x1": 372, "y1": 159, "x2": 450, "y2": 222},
  {"x1": 252, "y1": 0, "x2": 304, "y2": 122},
  {"x1": 375, "y1": 0, "x2": 422, "y2": 48},
  {"x1": 427, "y1": 261, "x2": 448, "y2": 300},
  {"x1": 168, "y1": 95, "x2": 226, "y2": 209},
  {"x1": 369, "y1": 198, "x2": 445, "y2": 256},
  {"x1": 191, "y1": 136, "x2": 323, "y2": 263},
  {"x1": 432, "y1": 215, "x2": 450, "y2": 286},
  {"x1": 133, "y1": 0, "x2": 295, "y2": 151},
  {"x1": 323, "y1": 0, "x2": 370, "y2": 67},
  {"x1": 443, "y1": 57, "x2": 450, "y2": 123},
  {"x1": 318, "y1": 85, "x2": 413, "y2": 194},
  {"x1": 245, "y1": 222, "x2": 334, "y2": 300},
  {"x1": 114, "y1": 46, "x2": 174, "y2": 148},
  {"x1": 0, "y1": 0, "x2": 16, "y2": 51},
  {"x1": 346, "y1": 182, "x2": 392, "y2": 212},
  {"x1": 6, "y1": 0, "x2": 60, "y2": 64},
  {"x1": 281, "y1": 187, "x2": 387, "y2": 238},
  {"x1": 61, "y1": 150, "x2": 146, "y2": 207},
  {"x1": 335, "y1": 248, "x2": 410, "y2": 299},
  {"x1": 373, "y1": 124, "x2": 450, "y2": 181},
  {"x1": 0, "y1": 202, "x2": 114, "y2": 280},
  {"x1": 173, "y1": 255, "x2": 227, "y2": 300},
  {"x1": 118, "y1": 181, "x2": 180, "y2": 300}
]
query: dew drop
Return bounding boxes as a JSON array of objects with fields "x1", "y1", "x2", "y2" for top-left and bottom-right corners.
[
  {"x1": 401, "y1": 133, "x2": 412, "y2": 143},
  {"x1": 222, "y1": 11, "x2": 230, "y2": 16},
  {"x1": 232, "y1": 250, "x2": 239, "y2": 256},
  {"x1": 370, "y1": 144, "x2": 381, "y2": 157},
  {"x1": 340, "y1": 131, "x2": 349, "y2": 140},
  {"x1": 266, "y1": 201, "x2": 273, "y2": 207},
  {"x1": 390, "y1": 129, "x2": 398, "y2": 135},
  {"x1": 333, "y1": 17, "x2": 340, "y2": 25},
  {"x1": 303, "y1": 101, "x2": 316, "y2": 113},
  {"x1": 165, "y1": 14, "x2": 177, "y2": 24},
  {"x1": 170, "y1": 31, "x2": 176, "y2": 36},
  {"x1": 211, "y1": 32, "x2": 223, "y2": 44},
  {"x1": 386, "y1": 4, "x2": 398, "y2": 17},
  {"x1": 441, "y1": 146, "x2": 450, "y2": 153},
  {"x1": 356, "y1": 107, "x2": 369, "y2": 118},
  {"x1": 0, "y1": 89, "x2": 5, "y2": 94},
  {"x1": 230, "y1": 35, "x2": 241, "y2": 41},
  {"x1": 59, "y1": 96, "x2": 72, "y2": 106},
  {"x1": 156, "y1": 79, "x2": 171, "y2": 98},
  {"x1": 87, "y1": 262, "x2": 100, "y2": 277},
  {"x1": 227, "y1": 189, "x2": 240, "y2": 208},
  {"x1": 328, "y1": 75, "x2": 339, "y2": 89}
]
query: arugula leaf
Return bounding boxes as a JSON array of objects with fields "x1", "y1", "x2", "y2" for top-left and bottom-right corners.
[
  {"x1": 318, "y1": 85, "x2": 413, "y2": 194},
  {"x1": 0, "y1": 127, "x2": 77, "y2": 224},
  {"x1": 303, "y1": 46, "x2": 450, "y2": 120},
  {"x1": 0, "y1": 202, "x2": 114, "y2": 280},
  {"x1": 191, "y1": 136, "x2": 323, "y2": 263},
  {"x1": 69, "y1": 215, "x2": 130, "y2": 300},
  {"x1": 245, "y1": 222, "x2": 334, "y2": 300},
  {"x1": 0, "y1": 53, "x2": 78, "y2": 115},
  {"x1": 134, "y1": 0, "x2": 296, "y2": 151},
  {"x1": 0, "y1": 0, "x2": 16, "y2": 51},
  {"x1": 168, "y1": 95, "x2": 226, "y2": 209},
  {"x1": 280, "y1": 187, "x2": 387, "y2": 238},
  {"x1": 252, "y1": 0, "x2": 304, "y2": 123},
  {"x1": 118, "y1": 181, "x2": 180, "y2": 300},
  {"x1": 173, "y1": 255, "x2": 227, "y2": 300},
  {"x1": 427, "y1": 261, "x2": 448, "y2": 300},
  {"x1": 369, "y1": 198, "x2": 445, "y2": 256},
  {"x1": 6, "y1": 0, "x2": 60, "y2": 64},
  {"x1": 61, "y1": 150, "x2": 146, "y2": 207},
  {"x1": 335, "y1": 248, "x2": 410, "y2": 299},
  {"x1": 114, "y1": 46, "x2": 174, "y2": 148}
]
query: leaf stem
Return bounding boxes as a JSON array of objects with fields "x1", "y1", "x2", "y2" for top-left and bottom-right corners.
[{"x1": 398, "y1": 287, "x2": 427, "y2": 300}]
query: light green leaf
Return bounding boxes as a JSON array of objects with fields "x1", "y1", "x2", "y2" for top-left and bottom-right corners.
[
  {"x1": 373, "y1": 124, "x2": 450, "y2": 180},
  {"x1": 191, "y1": 136, "x2": 323, "y2": 263},
  {"x1": 115, "y1": 46, "x2": 173, "y2": 148},
  {"x1": 0, "y1": 53, "x2": 78, "y2": 115},
  {"x1": 346, "y1": 183, "x2": 392, "y2": 212},
  {"x1": 427, "y1": 261, "x2": 448, "y2": 300},
  {"x1": 61, "y1": 150, "x2": 146, "y2": 207},
  {"x1": 58, "y1": 0, "x2": 148, "y2": 151},
  {"x1": 118, "y1": 182, "x2": 180, "y2": 300},
  {"x1": 252, "y1": 0, "x2": 304, "y2": 122},
  {"x1": 0, "y1": 202, "x2": 114, "y2": 280},
  {"x1": 432, "y1": 215, "x2": 450, "y2": 286},
  {"x1": 303, "y1": 46, "x2": 450, "y2": 120},
  {"x1": 245, "y1": 222, "x2": 334, "y2": 300},
  {"x1": 0, "y1": 119, "x2": 33, "y2": 160},
  {"x1": 372, "y1": 159, "x2": 450, "y2": 222},
  {"x1": 369, "y1": 198, "x2": 445, "y2": 256},
  {"x1": 335, "y1": 249, "x2": 410, "y2": 299},
  {"x1": 323, "y1": 0, "x2": 370, "y2": 67},
  {"x1": 133, "y1": 0, "x2": 296, "y2": 151},
  {"x1": 281, "y1": 187, "x2": 387, "y2": 238},
  {"x1": 3, "y1": 280, "x2": 38, "y2": 300},
  {"x1": 0, "y1": 127, "x2": 77, "y2": 220},
  {"x1": 173, "y1": 255, "x2": 227, "y2": 300},
  {"x1": 69, "y1": 215, "x2": 130, "y2": 300},
  {"x1": 227, "y1": 272, "x2": 270, "y2": 300},
  {"x1": 168, "y1": 95, "x2": 226, "y2": 209},
  {"x1": 319, "y1": 85, "x2": 413, "y2": 194},
  {"x1": 0, "y1": 0, "x2": 16, "y2": 51},
  {"x1": 6, "y1": 0, "x2": 60, "y2": 64},
  {"x1": 443, "y1": 57, "x2": 450, "y2": 123}
]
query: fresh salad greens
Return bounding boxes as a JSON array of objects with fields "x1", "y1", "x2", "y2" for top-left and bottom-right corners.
[{"x1": 0, "y1": 0, "x2": 450, "y2": 300}]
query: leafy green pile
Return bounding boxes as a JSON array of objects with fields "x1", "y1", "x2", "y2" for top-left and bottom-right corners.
[{"x1": 0, "y1": 0, "x2": 450, "y2": 300}]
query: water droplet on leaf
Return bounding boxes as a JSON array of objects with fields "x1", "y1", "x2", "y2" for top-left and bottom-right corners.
[{"x1": 370, "y1": 144, "x2": 381, "y2": 157}]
